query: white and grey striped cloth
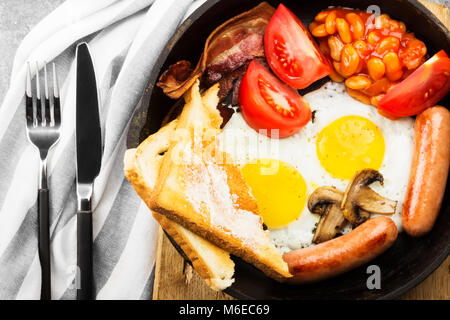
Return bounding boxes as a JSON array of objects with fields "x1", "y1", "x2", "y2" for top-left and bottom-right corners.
[{"x1": 0, "y1": 0, "x2": 206, "y2": 300}]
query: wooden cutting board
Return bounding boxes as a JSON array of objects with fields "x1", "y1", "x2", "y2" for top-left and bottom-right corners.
[{"x1": 153, "y1": 0, "x2": 450, "y2": 300}]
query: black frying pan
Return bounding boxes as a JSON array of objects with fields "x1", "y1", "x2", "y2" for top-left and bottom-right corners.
[{"x1": 127, "y1": 0, "x2": 450, "y2": 300}]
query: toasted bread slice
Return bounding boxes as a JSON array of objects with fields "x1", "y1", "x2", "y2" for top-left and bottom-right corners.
[
  {"x1": 124, "y1": 119, "x2": 235, "y2": 291},
  {"x1": 151, "y1": 81, "x2": 292, "y2": 281}
]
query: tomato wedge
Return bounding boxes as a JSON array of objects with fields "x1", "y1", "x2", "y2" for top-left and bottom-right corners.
[
  {"x1": 264, "y1": 4, "x2": 332, "y2": 89},
  {"x1": 378, "y1": 50, "x2": 450, "y2": 117},
  {"x1": 239, "y1": 60, "x2": 311, "y2": 138}
]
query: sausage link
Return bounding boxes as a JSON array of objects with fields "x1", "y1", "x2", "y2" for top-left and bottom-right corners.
[
  {"x1": 283, "y1": 216, "x2": 398, "y2": 284},
  {"x1": 402, "y1": 106, "x2": 450, "y2": 237}
]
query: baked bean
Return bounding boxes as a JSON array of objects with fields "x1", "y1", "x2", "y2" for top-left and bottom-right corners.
[
  {"x1": 315, "y1": 11, "x2": 329, "y2": 22},
  {"x1": 367, "y1": 57, "x2": 386, "y2": 80},
  {"x1": 312, "y1": 24, "x2": 328, "y2": 37},
  {"x1": 345, "y1": 13, "x2": 365, "y2": 40},
  {"x1": 383, "y1": 52, "x2": 403, "y2": 81},
  {"x1": 329, "y1": 69, "x2": 345, "y2": 82},
  {"x1": 367, "y1": 31, "x2": 382, "y2": 46},
  {"x1": 311, "y1": 7, "x2": 427, "y2": 111},
  {"x1": 332, "y1": 61, "x2": 346, "y2": 77},
  {"x1": 345, "y1": 75, "x2": 372, "y2": 90},
  {"x1": 328, "y1": 35, "x2": 345, "y2": 61},
  {"x1": 309, "y1": 21, "x2": 319, "y2": 33},
  {"x1": 336, "y1": 18, "x2": 352, "y2": 43},
  {"x1": 318, "y1": 38, "x2": 330, "y2": 56},
  {"x1": 325, "y1": 10, "x2": 337, "y2": 34},
  {"x1": 363, "y1": 77, "x2": 391, "y2": 96},
  {"x1": 370, "y1": 94, "x2": 385, "y2": 107},
  {"x1": 340, "y1": 44, "x2": 360, "y2": 76},
  {"x1": 346, "y1": 87, "x2": 371, "y2": 104},
  {"x1": 376, "y1": 36, "x2": 400, "y2": 55},
  {"x1": 387, "y1": 81, "x2": 399, "y2": 92},
  {"x1": 399, "y1": 39, "x2": 427, "y2": 70},
  {"x1": 353, "y1": 40, "x2": 370, "y2": 59},
  {"x1": 388, "y1": 20, "x2": 400, "y2": 32},
  {"x1": 375, "y1": 14, "x2": 391, "y2": 29}
]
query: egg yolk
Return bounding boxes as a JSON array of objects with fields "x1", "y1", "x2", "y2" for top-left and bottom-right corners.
[
  {"x1": 316, "y1": 115, "x2": 385, "y2": 180},
  {"x1": 241, "y1": 159, "x2": 307, "y2": 228}
]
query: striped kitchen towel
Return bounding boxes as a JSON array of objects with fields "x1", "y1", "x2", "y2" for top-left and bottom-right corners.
[{"x1": 0, "y1": 0, "x2": 206, "y2": 300}]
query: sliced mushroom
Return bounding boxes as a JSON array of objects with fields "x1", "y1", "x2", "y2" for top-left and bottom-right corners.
[
  {"x1": 341, "y1": 169, "x2": 397, "y2": 225},
  {"x1": 308, "y1": 187, "x2": 347, "y2": 244}
]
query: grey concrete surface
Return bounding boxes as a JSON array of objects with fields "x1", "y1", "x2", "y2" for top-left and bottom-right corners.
[
  {"x1": 0, "y1": 0, "x2": 448, "y2": 105},
  {"x1": 0, "y1": 0, "x2": 64, "y2": 102}
]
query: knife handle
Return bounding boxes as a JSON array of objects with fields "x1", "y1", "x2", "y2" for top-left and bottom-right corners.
[
  {"x1": 77, "y1": 210, "x2": 93, "y2": 300},
  {"x1": 38, "y1": 189, "x2": 51, "y2": 300}
]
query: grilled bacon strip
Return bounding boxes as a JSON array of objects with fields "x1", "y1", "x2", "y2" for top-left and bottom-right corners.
[{"x1": 157, "y1": 2, "x2": 275, "y2": 99}]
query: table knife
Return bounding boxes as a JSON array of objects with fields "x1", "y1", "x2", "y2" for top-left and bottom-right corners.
[{"x1": 75, "y1": 42, "x2": 102, "y2": 300}]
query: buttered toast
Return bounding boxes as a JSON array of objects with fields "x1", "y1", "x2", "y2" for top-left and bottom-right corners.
[
  {"x1": 150, "y1": 81, "x2": 291, "y2": 281},
  {"x1": 124, "y1": 119, "x2": 235, "y2": 291}
]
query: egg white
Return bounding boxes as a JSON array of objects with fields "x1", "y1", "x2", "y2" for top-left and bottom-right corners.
[{"x1": 218, "y1": 82, "x2": 415, "y2": 254}]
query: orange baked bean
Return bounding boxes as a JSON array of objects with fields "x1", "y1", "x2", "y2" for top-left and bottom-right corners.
[
  {"x1": 310, "y1": 7, "x2": 427, "y2": 112},
  {"x1": 363, "y1": 77, "x2": 391, "y2": 96},
  {"x1": 328, "y1": 35, "x2": 345, "y2": 61},
  {"x1": 353, "y1": 40, "x2": 370, "y2": 59},
  {"x1": 387, "y1": 81, "x2": 399, "y2": 92},
  {"x1": 370, "y1": 94, "x2": 385, "y2": 107},
  {"x1": 340, "y1": 44, "x2": 360, "y2": 76},
  {"x1": 318, "y1": 38, "x2": 330, "y2": 56},
  {"x1": 312, "y1": 24, "x2": 328, "y2": 37},
  {"x1": 367, "y1": 57, "x2": 386, "y2": 80},
  {"x1": 345, "y1": 13, "x2": 365, "y2": 40},
  {"x1": 376, "y1": 36, "x2": 400, "y2": 55},
  {"x1": 399, "y1": 39, "x2": 427, "y2": 69},
  {"x1": 375, "y1": 14, "x2": 391, "y2": 29},
  {"x1": 398, "y1": 22, "x2": 406, "y2": 33},
  {"x1": 315, "y1": 11, "x2": 329, "y2": 22},
  {"x1": 367, "y1": 31, "x2": 382, "y2": 45},
  {"x1": 346, "y1": 87, "x2": 371, "y2": 104},
  {"x1": 388, "y1": 20, "x2": 400, "y2": 32},
  {"x1": 336, "y1": 18, "x2": 352, "y2": 43},
  {"x1": 309, "y1": 21, "x2": 319, "y2": 33},
  {"x1": 332, "y1": 60, "x2": 346, "y2": 77},
  {"x1": 383, "y1": 52, "x2": 403, "y2": 81},
  {"x1": 325, "y1": 10, "x2": 337, "y2": 34},
  {"x1": 329, "y1": 69, "x2": 345, "y2": 82},
  {"x1": 345, "y1": 75, "x2": 372, "y2": 90}
]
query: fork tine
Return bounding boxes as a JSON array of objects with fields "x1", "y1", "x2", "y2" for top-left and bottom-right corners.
[
  {"x1": 35, "y1": 62, "x2": 43, "y2": 126},
  {"x1": 25, "y1": 62, "x2": 34, "y2": 127},
  {"x1": 52, "y1": 62, "x2": 61, "y2": 127},
  {"x1": 43, "y1": 62, "x2": 51, "y2": 126}
]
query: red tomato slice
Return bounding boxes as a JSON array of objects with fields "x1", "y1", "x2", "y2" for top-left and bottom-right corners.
[
  {"x1": 239, "y1": 60, "x2": 311, "y2": 138},
  {"x1": 264, "y1": 4, "x2": 332, "y2": 89},
  {"x1": 378, "y1": 50, "x2": 450, "y2": 117}
]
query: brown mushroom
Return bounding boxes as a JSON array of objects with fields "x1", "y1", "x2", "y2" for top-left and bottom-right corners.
[
  {"x1": 341, "y1": 169, "x2": 397, "y2": 225},
  {"x1": 308, "y1": 187, "x2": 347, "y2": 243}
]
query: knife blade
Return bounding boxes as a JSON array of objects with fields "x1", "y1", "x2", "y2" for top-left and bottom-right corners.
[{"x1": 75, "y1": 42, "x2": 102, "y2": 300}]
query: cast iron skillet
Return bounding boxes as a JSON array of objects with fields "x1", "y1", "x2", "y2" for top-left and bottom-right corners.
[{"x1": 127, "y1": 0, "x2": 450, "y2": 299}]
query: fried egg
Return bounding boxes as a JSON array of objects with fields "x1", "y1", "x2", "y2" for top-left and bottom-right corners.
[
  {"x1": 241, "y1": 159, "x2": 307, "y2": 228},
  {"x1": 218, "y1": 82, "x2": 415, "y2": 254}
]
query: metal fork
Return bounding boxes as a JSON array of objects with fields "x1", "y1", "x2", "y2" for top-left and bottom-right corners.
[{"x1": 25, "y1": 62, "x2": 61, "y2": 300}]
